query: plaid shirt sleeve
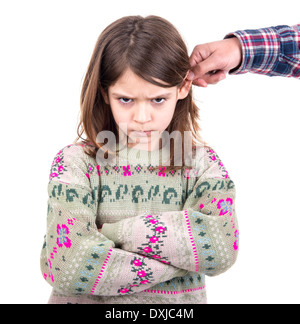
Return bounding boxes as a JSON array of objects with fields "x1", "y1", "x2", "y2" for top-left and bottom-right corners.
[{"x1": 225, "y1": 25, "x2": 300, "y2": 78}]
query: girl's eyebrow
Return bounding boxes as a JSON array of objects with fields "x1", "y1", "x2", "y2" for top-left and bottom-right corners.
[{"x1": 111, "y1": 92, "x2": 173, "y2": 99}]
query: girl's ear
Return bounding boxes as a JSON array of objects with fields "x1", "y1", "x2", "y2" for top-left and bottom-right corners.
[{"x1": 178, "y1": 78, "x2": 192, "y2": 100}]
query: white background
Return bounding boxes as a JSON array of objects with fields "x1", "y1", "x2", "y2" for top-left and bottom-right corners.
[{"x1": 0, "y1": 0, "x2": 299, "y2": 304}]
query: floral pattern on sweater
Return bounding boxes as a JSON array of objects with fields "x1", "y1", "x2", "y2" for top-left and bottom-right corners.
[
  {"x1": 40, "y1": 143, "x2": 238, "y2": 304},
  {"x1": 136, "y1": 214, "x2": 170, "y2": 264}
]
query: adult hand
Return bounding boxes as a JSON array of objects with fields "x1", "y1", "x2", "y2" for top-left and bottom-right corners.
[{"x1": 187, "y1": 37, "x2": 243, "y2": 87}]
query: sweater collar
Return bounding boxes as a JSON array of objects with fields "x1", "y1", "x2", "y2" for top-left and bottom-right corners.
[{"x1": 116, "y1": 141, "x2": 170, "y2": 166}]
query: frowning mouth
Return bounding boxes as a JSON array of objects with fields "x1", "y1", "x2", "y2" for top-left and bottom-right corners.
[{"x1": 132, "y1": 131, "x2": 153, "y2": 137}]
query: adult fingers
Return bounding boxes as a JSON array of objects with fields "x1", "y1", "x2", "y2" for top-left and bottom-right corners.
[
  {"x1": 202, "y1": 71, "x2": 227, "y2": 85},
  {"x1": 189, "y1": 54, "x2": 222, "y2": 81},
  {"x1": 192, "y1": 71, "x2": 227, "y2": 87},
  {"x1": 192, "y1": 78, "x2": 208, "y2": 87}
]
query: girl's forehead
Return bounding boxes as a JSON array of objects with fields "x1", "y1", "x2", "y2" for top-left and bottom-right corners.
[{"x1": 109, "y1": 68, "x2": 176, "y2": 97}]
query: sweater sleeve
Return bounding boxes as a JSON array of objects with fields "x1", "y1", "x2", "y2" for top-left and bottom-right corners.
[
  {"x1": 40, "y1": 144, "x2": 188, "y2": 297},
  {"x1": 102, "y1": 146, "x2": 239, "y2": 277}
]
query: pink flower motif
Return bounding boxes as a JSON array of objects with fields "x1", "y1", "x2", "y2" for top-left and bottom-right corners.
[
  {"x1": 217, "y1": 198, "x2": 233, "y2": 216},
  {"x1": 156, "y1": 226, "x2": 166, "y2": 234},
  {"x1": 140, "y1": 280, "x2": 149, "y2": 285},
  {"x1": 143, "y1": 247, "x2": 153, "y2": 253},
  {"x1": 150, "y1": 236, "x2": 159, "y2": 243},
  {"x1": 150, "y1": 219, "x2": 159, "y2": 225},
  {"x1": 199, "y1": 204, "x2": 204, "y2": 209},
  {"x1": 50, "y1": 173, "x2": 58, "y2": 178},
  {"x1": 233, "y1": 230, "x2": 239, "y2": 251},
  {"x1": 137, "y1": 270, "x2": 147, "y2": 277},
  {"x1": 146, "y1": 215, "x2": 153, "y2": 218},
  {"x1": 153, "y1": 255, "x2": 161, "y2": 259},
  {"x1": 58, "y1": 165, "x2": 64, "y2": 172},
  {"x1": 85, "y1": 173, "x2": 90, "y2": 179},
  {"x1": 56, "y1": 224, "x2": 72, "y2": 249},
  {"x1": 123, "y1": 165, "x2": 131, "y2": 176},
  {"x1": 158, "y1": 166, "x2": 166, "y2": 177},
  {"x1": 233, "y1": 241, "x2": 238, "y2": 251},
  {"x1": 133, "y1": 259, "x2": 142, "y2": 267},
  {"x1": 56, "y1": 157, "x2": 61, "y2": 163},
  {"x1": 120, "y1": 288, "x2": 129, "y2": 294}
]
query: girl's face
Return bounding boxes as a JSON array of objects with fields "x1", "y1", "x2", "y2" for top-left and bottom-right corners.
[{"x1": 105, "y1": 68, "x2": 191, "y2": 151}]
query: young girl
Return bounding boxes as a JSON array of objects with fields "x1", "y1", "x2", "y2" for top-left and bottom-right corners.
[{"x1": 40, "y1": 15, "x2": 239, "y2": 304}]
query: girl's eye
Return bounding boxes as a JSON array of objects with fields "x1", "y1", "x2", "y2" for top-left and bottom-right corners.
[
  {"x1": 153, "y1": 98, "x2": 166, "y2": 104},
  {"x1": 119, "y1": 98, "x2": 133, "y2": 104},
  {"x1": 118, "y1": 98, "x2": 166, "y2": 105}
]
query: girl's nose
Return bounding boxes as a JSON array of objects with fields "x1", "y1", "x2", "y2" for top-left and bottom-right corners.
[{"x1": 133, "y1": 104, "x2": 151, "y2": 124}]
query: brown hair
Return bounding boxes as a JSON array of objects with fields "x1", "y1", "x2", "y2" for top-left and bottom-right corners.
[{"x1": 75, "y1": 15, "x2": 205, "y2": 172}]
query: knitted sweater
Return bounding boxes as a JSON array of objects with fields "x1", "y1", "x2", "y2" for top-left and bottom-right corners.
[{"x1": 40, "y1": 142, "x2": 239, "y2": 304}]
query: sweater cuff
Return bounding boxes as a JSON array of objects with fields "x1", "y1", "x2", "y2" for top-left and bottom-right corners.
[
  {"x1": 225, "y1": 27, "x2": 281, "y2": 76},
  {"x1": 224, "y1": 33, "x2": 247, "y2": 75}
]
